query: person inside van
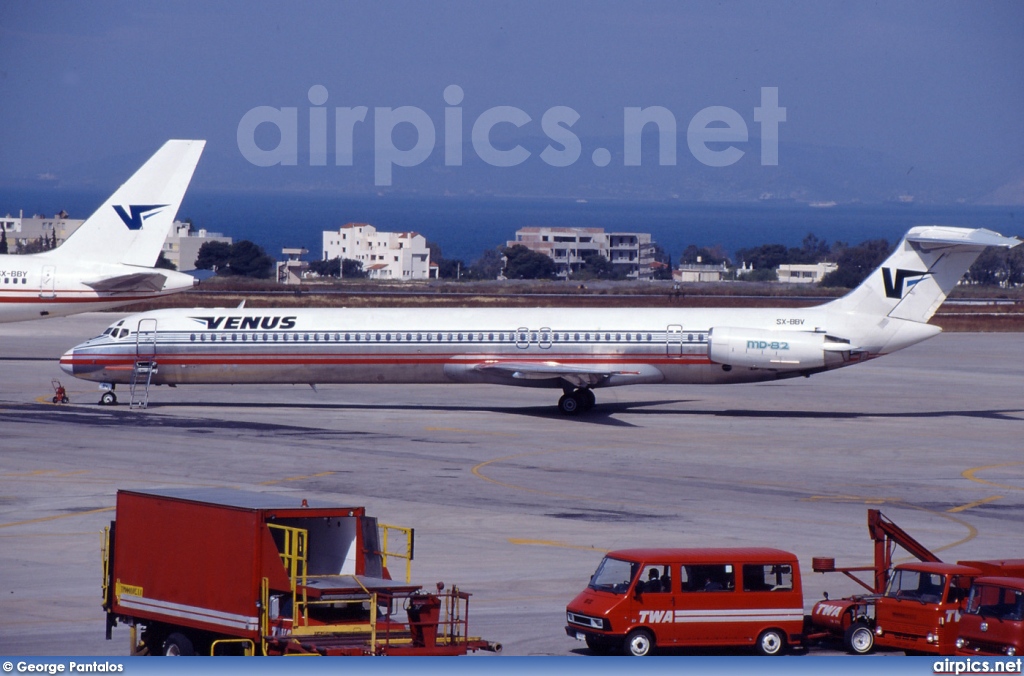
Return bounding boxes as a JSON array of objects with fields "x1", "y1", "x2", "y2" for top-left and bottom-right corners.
[
  {"x1": 641, "y1": 567, "x2": 669, "y2": 593},
  {"x1": 704, "y1": 577, "x2": 724, "y2": 591}
]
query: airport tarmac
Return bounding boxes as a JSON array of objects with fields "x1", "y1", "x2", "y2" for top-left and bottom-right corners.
[{"x1": 1, "y1": 313, "x2": 1022, "y2": 657}]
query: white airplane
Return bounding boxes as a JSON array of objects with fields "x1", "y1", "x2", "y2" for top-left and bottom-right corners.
[
  {"x1": 60, "y1": 225, "x2": 1019, "y2": 412},
  {"x1": 0, "y1": 140, "x2": 205, "y2": 323}
]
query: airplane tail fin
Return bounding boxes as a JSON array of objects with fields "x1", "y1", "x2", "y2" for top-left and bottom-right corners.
[
  {"x1": 49, "y1": 140, "x2": 205, "y2": 267},
  {"x1": 827, "y1": 226, "x2": 1021, "y2": 322}
]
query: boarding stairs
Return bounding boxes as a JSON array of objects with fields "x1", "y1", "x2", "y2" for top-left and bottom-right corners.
[{"x1": 129, "y1": 318, "x2": 158, "y2": 409}]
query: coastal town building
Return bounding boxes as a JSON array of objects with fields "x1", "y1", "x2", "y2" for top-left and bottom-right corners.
[
  {"x1": 674, "y1": 262, "x2": 730, "y2": 283},
  {"x1": 322, "y1": 223, "x2": 433, "y2": 280},
  {"x1": 162, "y1": 221, "x2": 233, "y2": 271},
  {"x1": 776, "y1": 262, "x2": 837, "y2": 284},
  {"x1": 508, "y1": 226, "x2": 657, "y2": 279},
  {"x1": 277, "y1": 248, "x2": 309, "y2": 285},
  {"x1": 0, "y1": 212, "x2": 84, "y2": 252}
]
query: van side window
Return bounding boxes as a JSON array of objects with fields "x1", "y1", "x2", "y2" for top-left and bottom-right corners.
[
  {"x1": 640, "y1": 565, "x2": 671, "y2": 593},
  {"x1": 743, "y1": 563, "x2": 793, "y2": 592},
  {"x1": 684, "y1": 564, "x2": 733, "y2": 592}
]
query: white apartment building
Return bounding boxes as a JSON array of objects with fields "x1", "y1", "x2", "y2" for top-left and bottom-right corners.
[
  {"x1": 0, "y1": 212, "x2": 84, "y2": 252},
  {"x1": 162, "y1": 221, "x2": 233, "y2": 271},
  {"x1": 508, "y1": 226, "x2": 656, "y2": 280},
  {"x1": 323, "y1": 223, "x2": 432, "y2": 280},
  {"x1": 776, "y1": 262, "x2": 838, "y2": 284},
  {"x1": 674, "y1": 263, "x2": 729, "y2": 283}
]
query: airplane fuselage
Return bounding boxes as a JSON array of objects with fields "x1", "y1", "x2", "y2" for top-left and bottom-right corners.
[
  {"x1": 0, "y1": 254, "x2": 195, "y2": 322},
  {"x1": 60, "y1": 305, "x2": 883, "y2": 389}
]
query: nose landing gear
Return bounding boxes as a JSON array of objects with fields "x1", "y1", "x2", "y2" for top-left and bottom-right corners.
[{"x1": 557, "y1": 388, "x2": 596, "y2": 416}]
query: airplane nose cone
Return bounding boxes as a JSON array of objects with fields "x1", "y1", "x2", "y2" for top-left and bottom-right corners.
[{"x1": 60, "y1": 349, "x2": 75, "y2": 376}]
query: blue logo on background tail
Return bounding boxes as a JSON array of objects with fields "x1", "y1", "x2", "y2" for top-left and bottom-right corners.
[{"x1": 113, "y1": 204, "x2": 168, "y2": 230}]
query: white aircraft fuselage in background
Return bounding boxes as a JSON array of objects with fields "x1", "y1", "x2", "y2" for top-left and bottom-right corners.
[
  {"x1": 0, "y1": 140, "x2": 205, "y2": 323},
  {"x1": 60, "y1": 226, "x2": 1020, "y2": 413}
]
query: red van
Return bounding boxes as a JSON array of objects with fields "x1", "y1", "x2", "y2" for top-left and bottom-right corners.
[
  {"x1": 565, "y1": 548, "x2": 805, "y2": 656},
  {"x1": 956, "y1": 577, "x2": 1024, "y2": 657}
]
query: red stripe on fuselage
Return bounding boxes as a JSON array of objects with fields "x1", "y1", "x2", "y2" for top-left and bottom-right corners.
[{"x1": 62, "y1": 353, "x2": 713, "y2": 367}]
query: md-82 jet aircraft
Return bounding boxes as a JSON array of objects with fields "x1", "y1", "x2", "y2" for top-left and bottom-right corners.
[
  {"x1": 60, "y1": 225, "x2": 1019, "y2": 412},
  {"x1": 0, "y1": 139, "x2": 205, "y2": 322}
]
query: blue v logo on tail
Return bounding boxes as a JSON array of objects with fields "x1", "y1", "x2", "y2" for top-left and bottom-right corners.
[
  {"x1": 881, "y1": 267, "x2": 929, "y2": 299},
  {"x1": 113, "y1": 204, "x2": 169, "y2": 230}
]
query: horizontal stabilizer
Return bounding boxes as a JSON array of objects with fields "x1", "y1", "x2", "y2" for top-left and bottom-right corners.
[
  {"x1": 905, "y1": 226, "x2": 1021, "y2": 249},
  {"x1": 83, "y1": 272, "x2": 168, "y2": 293}
]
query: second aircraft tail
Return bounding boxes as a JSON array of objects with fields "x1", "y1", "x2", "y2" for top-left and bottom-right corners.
[{"x1": 48, "y1": 140, "x2": 206, "y2": 267}]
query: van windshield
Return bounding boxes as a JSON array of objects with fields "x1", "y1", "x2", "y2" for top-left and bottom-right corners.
[
  {"x1": 965, "y1": 584, "x2": 1024, "y2": 621},
  {"x1": 589, "y1": 557, "x2": 639, "y2": 594},
  {"x1": 885, "y1": 569, "x2": 946, "y2": 604}
]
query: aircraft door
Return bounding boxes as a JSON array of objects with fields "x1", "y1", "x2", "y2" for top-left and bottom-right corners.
[
  {"x1": 538, "y1": 327, "x2": 552, "y2": 349},
  {"x1": 666, "y1": 324, "x2": 683, "y2": 355},
  {"x1": 39, "y1": 265, "x2": 56, "y2": 298},
  {"x1": 136, "y1": 318, "x2": 158, "y2": 361},
  {"x1": 516, "y1": 327, "x2": 530, "y2": 350}
]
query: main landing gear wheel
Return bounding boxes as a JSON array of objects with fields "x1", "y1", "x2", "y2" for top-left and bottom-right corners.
[
  {"x1": 100, "y1": 391, "x2": 117, "y2": 406},
  {"x1": 558, "y1": 388, "x2": 596, "y2": 416}
]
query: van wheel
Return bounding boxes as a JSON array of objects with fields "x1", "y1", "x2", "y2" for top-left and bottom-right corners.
[
  {"x1": 624, "y1": 628, "x2": 654, "y2": 656},
  {"x1": 163, "y1": 632, "x2": 195, "y2": 656},
  {"x1": 756, "y1": 628, "x2": 786, "y2": 656},
  {"x1": 845, "y1": 622, "x2": 874, "y2": 654}
]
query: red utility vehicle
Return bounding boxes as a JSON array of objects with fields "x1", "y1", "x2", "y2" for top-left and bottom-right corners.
[
  {"x1": 102, "y1": 488, "x2": 500, "y2": 656},
  {"x1": 565, "y1": 548, "x2": 805, "y2": 656},
  {"x1": 808, "y1": 510, "x2": 1024, "y2": 655},
  {"x1": 956, "y1": 576, "x2": 1024, "y2": 657}
]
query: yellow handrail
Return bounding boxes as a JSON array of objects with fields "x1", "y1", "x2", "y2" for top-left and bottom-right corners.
[
  {"x1": 268, "y1": 523, "x2": 309, "y2": 626},
  {"x1": 379, "y1": 523, "x2": 414, "y2": 583},
  {"x1": 100, "y1": 526, "x2": 110, "y2": 602}
]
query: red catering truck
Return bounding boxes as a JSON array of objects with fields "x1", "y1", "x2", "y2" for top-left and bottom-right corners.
[
  {"x1": 565, "y1": 548, "x2": 805, "y2": 656},
  {"x1": 102, "y1": 488, "x2": 500, "y2": 656},
  {"x1": 956, "y1": 576, "x2": 1024, "y2": 657},
  {"x1": 808, "y1": 510, "x2": 1024, "y2": 656}
]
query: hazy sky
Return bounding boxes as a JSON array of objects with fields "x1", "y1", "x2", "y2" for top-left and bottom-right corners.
[{"x1": 1, "y1": 1, "x2": 1022, "y2": 193}]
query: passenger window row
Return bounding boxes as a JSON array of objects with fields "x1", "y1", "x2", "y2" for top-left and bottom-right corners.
[{"x1": 182, "y1": 331, "x2": 710, "y2": 344}]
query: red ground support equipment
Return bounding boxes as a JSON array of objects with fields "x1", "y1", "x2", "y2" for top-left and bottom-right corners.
[
  {"x1": 101, "y1": 488, "x2": 501, "y2": 656},
  {"x1": 51, "y1": 379, "x2": 69, "y2": 404},
  {"x1": 807, "y1": 509, "x2": 1024, "y2": 655}
]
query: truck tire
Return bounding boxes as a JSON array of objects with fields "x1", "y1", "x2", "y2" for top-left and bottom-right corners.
[
  {"x1": 163, "y1": 632, "x2": 195, "y2": 656},
  {"x1": 755, "y1": 628, "x2": 786, "y2": 656},
  {"x1": 624, "y1": 628, "x2": 654, "y2": 656},
  {"x1": 845, "y1": 622, "x2": 874, "y2": 655}
]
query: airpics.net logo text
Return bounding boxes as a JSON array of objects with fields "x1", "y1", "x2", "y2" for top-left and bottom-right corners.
[{"x1": 236, "y1": 85, "x2": 786, "y2": 186}]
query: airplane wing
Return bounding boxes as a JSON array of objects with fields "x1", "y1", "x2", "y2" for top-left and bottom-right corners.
[
  {"x1": 473, "y1": 361, "x2": 646, "y2": 388},
  {"x1": 83, "y1": 272, "x2": 168, "y2": 293}
]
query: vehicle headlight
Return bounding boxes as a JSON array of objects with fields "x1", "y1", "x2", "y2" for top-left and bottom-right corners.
[
  {"x1": 875, "y1": 626, "x2": 884, "y2": 636},
  {"x1": 1007, "y1": 647, "x2": 1016, "y2": 657},
  {"x1": 956, "y1": 638, "x2": 966, "y2": 649},
  {"x1": 927, "y1": 632, "x2": 936, "y2": 643}
]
